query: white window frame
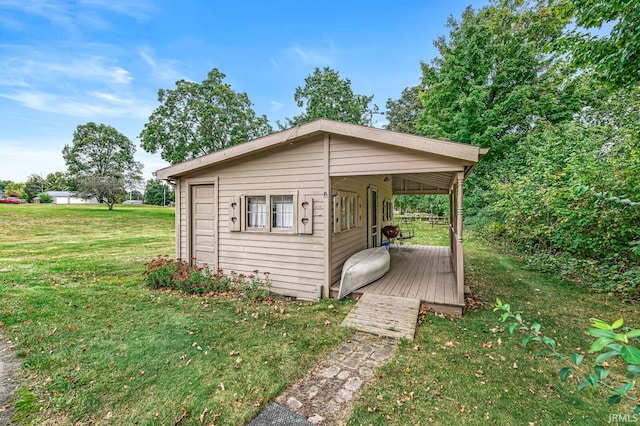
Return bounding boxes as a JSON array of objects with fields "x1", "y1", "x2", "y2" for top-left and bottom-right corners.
[
  {"x1": 242, "y1": 192, "x2": 298, "y2": 234},
  {"x1": 333, "y1": 190, "x2": 358, "y2": 233}
]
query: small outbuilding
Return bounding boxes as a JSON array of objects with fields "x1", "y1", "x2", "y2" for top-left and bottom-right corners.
[
  {"x1": 155, "y1": 119, "x2": 487, "y2": 314},
  {"x1": 46, "y1": 191, "x2": 99, "y2": 204}
]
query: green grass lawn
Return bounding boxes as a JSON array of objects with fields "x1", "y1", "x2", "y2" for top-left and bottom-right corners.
[
  {"x1": 0, "y1": 204, "x2": 354, "y2": 424},
  {"x1": 1, "y1": 205, "x2": 637, "y2": 425}
]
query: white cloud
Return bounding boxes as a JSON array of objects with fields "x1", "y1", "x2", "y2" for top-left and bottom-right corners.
[
  {"x1": 139, "y1": 48, "x2": 185, "y2": 84},
  {"x1": 288, "y1": 43, "x2": 336, "y2": 65},
  {"x1": 0, "y1": 55, "x2": 133, "y2": 87},
  {"x1": 0, "y1": 0, "x2": 75, "y2": 28},
  {"x1": 0, "y1": 0, "x2": 154, "y2": 31},
  {"x1": 79, "y1": 0, "x2": 154, "y2": 21},
  {"x1": 0, "y1": 90, "x2": 153, "y2": 119},
  {"x1": 269, "y1": 100, "x2": 284, "y2": 112}
]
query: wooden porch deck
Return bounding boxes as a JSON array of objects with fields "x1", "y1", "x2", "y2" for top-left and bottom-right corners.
[{"x1": 335, "y1": 245, "x2": 462, "y2": 316}]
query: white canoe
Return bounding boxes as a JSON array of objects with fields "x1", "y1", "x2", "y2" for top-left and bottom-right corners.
[{"x1": 337, "y1": 247, "x2": 390, "y2": 299}]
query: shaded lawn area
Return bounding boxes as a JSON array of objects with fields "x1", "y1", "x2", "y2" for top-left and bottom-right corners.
[
  {"x1": 0, "y1": 205, "x2": 354, "y2": 424},
  {"x1": 1, "y1": 205, "x2": 638, "y2": 424},
  {"x1": 349, "y1": 223, "x2": 640, "y2": 425}
]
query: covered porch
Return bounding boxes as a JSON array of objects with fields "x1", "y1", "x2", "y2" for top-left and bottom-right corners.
[
  {"x1": 327, "y1": 128, "x2": 487, "y2": 314},
  {"x1": 339, "y1": 244, "x2": 463, "y2": 316}
]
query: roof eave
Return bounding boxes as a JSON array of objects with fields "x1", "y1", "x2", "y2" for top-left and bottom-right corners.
[{"x1": 155, "y1": 119, "x2": 488, "y2": 180}]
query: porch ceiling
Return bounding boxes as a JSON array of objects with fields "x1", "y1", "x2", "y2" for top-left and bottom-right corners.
[{"x1": 392, "y1": 172, "x2": 453, "y2": 195}]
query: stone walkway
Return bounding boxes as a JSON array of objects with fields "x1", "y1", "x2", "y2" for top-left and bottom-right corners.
[
  {"x1": 275, "y1": 332, "x2": 397, "y2": 425},
  {"x1": 0, "y1": 336, "x2": 19, "y2": 426}
]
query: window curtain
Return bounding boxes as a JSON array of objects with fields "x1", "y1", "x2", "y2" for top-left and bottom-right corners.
[
  {"x1": 272, "y1": 196, "x2": 293, "y2": 229},
  {"x1": 247, "y1": 197, "x2": 267, "y2": 228}
]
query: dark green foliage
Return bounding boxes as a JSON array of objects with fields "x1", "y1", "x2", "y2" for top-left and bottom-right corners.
[
  {"x1": 283, "y1": 67, "x2": 373, "y2": 127},
  {"x1": 24, "y1": 174, "x2": 47, "y2": 202},
  {"x1": 45, "y1": 171, "x2": 73, "y2": 191},
  {"x1": 144, "y1": 178, "x2": 174, "y2": 206},
  {"x1": 36, "y1": 192, "x2": 53, "y2": 203},
  {"x1": 394, "y1": 194, "x2": 448, "y2": 217},
  {"x1": 475, "y1": 89, "x2": 640, "y2": 298},
  {"x1": 140, "y1": 68, "x2": 272, "y2": 164},
  {"x1": 398, "y1": 0, "x2": 639, "y2": 297},
  {"x1": 385, "y1": 85, "x2": 422, "y2": 134},
  {"x1": 553, "y1": 0, "x2": 640, "y2": 88}
]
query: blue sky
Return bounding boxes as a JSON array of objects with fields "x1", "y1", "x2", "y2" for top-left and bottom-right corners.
[{"x1": 0, "y1": 0, "x2": 488, "y2": 183}]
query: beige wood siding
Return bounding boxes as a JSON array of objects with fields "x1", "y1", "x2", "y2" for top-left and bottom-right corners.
[
  {"x1": 329, "y1": 175, "x2": 393, "y2": 289},
  {"x1": 329, "y1": 135, "x2": 469, "y2": 176},
  {"x1": 177, "y1": 137, "x2": 326, "y2": 301}
]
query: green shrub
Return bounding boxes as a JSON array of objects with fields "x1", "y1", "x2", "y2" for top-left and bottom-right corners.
[
  {"x1": 143, "y1": 255, "x2": 271, "y2": 300},
  {"x1": 37, "y1": 192, "x2": 53, "y2": 203}
]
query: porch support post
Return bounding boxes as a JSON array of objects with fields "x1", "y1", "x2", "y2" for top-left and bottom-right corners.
[{"x1": 455, "y1": 171, "x2": 464, "y2": 305}]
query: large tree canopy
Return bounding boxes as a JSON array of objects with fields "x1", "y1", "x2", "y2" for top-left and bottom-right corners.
[
  {"x1": 24, "y1": 174, "x2": 47, "y2": 202},
  {"x1": 284, "y1": 67, "x2": 374, "y2": 127},
  {"x1": 553, "y1": 0, "x2": 640, "y2": 88},
  {"x1": 417, "y1": 1, "x2": 582, "y2": 159},
  {"x1": 140, "y1": 68, "x2": 272, "y2": 165},
  {"x1": 63, "y1": 122, "x2": 142, "y2": 210},
  {"x1": 144, "y1": 178, "x2": 174, "y2": 206},
  {"x1": 385, "y1": 85, "x2": 422, "y2": 134}
]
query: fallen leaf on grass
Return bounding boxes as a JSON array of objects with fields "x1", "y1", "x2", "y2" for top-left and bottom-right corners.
[
  {"x1": 414, "y1": 344, "x2": 421, "y2": 351},
  {"x1": 199, "y1": 407, "x2": 208, "y2": 423},
  {"x1": 512, "y1": 362, "x2": 518, "y2": 369},
  {"x1": 175, "y1": 411, "x2": 188, "y2": 425},
  {"x1": 443, "y1": 341, "x2": 455, "y2": 349},
  {"x1": 481, "y1": 341, "x2": 492, "y2": 348},
  {"x1": 230, "y1": 350, "x2": 240, "y2": 356},
  {"x1": 219, "y1": 382, "x2": 225, "y2": 391},
  {"x1": 324, "y1": 320, "x2": 331, "y2": 326}
]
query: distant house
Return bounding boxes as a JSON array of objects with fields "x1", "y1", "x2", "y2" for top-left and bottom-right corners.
[
  {"x1": 155, "y1": 119, "x2": 487, "y2": 313},
  {"x1": 46, "y1": 191, "x2": 98, "y2": 204}
]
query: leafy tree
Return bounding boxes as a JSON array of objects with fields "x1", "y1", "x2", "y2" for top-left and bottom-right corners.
[
  {"x1": 4, "y1": 182, "x2": 25, "y2": 199},
  {"x1": 385, "y1": 85, "x2": 422, "y2": 134},
  {"x1": 140, "y1": 68, "x2": 272, "y2": 165},
  {"x1": 284, "y1": 67, "x2": 374, "y2": 127},
  {"x1": 24, "y1": 174, "x2": 48, "y2": 202},
  {"x1": 417, "y1": 1, "x2": 579, "y2": 158},
  {"x1": 144, "y1": 179, "x2": 174, "y2": 206},
  {"x1": 553, "y1": 0, "x2": 640, "y2": 88},
  {"x1": 63, "y1": 122, "x2": 142, "y2": 210},
  {"x1": 46, "y1": 171, "x2": 73, "y2": 191},
  {"x1": 0, "y1": 180, "x2": 12, "y2": 192}
]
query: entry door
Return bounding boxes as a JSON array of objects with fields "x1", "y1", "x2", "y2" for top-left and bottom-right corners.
[
  {"x1": 190, "y1": 184, "x2": 216, "y2": 266},
  {"x1": 368, "y1": 186, "x2": 378, "y2": 248}
]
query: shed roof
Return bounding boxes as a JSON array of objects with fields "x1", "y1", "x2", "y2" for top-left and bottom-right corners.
[
  {"x1": 155, "y1": 119, "x2": 488, "y2": 181},
  {"x1": 47, "y1": 191, "x2": 72, "y2": 197}
]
